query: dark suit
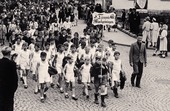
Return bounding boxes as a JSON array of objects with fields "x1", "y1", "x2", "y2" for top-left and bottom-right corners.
[
  {"x1": 0, "y1": 57, "x2": 18, "y2": 111},
  {"x1": 129, "y1": 42, "x2": 147, "y2": 87}
]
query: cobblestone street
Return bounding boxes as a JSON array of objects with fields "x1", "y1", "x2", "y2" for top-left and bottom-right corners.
[
  {"x1": 11, "y1": 22, "x2": 170, "y2": 111},
  {"x1": 13, "y1": 44, "x2": 170, "y2": 111}
]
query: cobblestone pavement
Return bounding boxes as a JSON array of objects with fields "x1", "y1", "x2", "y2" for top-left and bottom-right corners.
[
  {"x1": 1, "y1": 21, "x2": 170, "y2": 111},
  {"x1": 13, "y1": 43, "x2": 170, "y2": 111}
]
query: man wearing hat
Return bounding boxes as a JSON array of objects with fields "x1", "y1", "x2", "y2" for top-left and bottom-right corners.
[{"x1": 0, "y1": 46, "x2": 18, "y2": 111}]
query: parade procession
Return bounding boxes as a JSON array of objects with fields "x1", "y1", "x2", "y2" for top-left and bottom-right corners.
[{"x1": 0, "y1": 0, "x2": 170, "y2": 111}]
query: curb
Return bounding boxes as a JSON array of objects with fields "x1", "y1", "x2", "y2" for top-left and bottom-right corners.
[
  {"x1": 103, "y1": 39, "x2": 155, "y2": 50},
  {"x1": 116, "y1": 26, "x2": 155, "y2": 50},
  {"x1": 103, "y1": 40, "x2": 131, "y2": 47},
  {"x1": 117, "y1": 26, "x2": 137, "y2": 39}
]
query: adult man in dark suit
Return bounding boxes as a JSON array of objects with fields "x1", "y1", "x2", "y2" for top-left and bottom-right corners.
[
  {"x1": 0, "y1": 46, "x2": 18, "y2": 111},
  {"x1": 129, "y1": 36, "x2": 147, "y2": 88}
]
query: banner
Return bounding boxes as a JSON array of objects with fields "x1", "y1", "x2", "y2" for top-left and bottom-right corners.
[
  {"x1": 134, "y1": 0, "x2": 148, "y2": 9},
  {"x1": 92, "y1": 12, "x2": 116, "y2": 25}
]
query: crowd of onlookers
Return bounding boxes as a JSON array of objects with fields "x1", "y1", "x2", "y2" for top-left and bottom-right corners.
[
  {"x1": 120, "y1": 8, "x2": 169, "y2": 58},
  {"x1": 121, "y1": 8, "x2": 141, "y2": 35}
]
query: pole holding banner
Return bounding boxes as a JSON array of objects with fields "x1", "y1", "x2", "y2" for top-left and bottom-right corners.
[{"x1": 134, "y1": 0, "x2": 148, "y2": 9}]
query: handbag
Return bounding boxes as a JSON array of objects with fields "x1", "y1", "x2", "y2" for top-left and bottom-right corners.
[
  {"x1": 119, "y1": 70, "x2": 127, "y2": 89},
  {"x1": 48, "y1": 66, "x2": 58, "y2": 76}
]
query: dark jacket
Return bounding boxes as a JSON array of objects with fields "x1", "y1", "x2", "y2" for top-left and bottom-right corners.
[
  {"x1": 0, "y1": 57, "x2": 18, "y2": 92},
  {"x1": 129, "y1": 42, "x2": 147, "y2": 64},
  {"x1": 91, "y1": 63, "x2": 108, "y2": 79}
]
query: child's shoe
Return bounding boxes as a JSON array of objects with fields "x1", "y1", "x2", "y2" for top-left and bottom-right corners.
[{"x1": 72, "y1": 96, "x2": 78, "y2": 101}]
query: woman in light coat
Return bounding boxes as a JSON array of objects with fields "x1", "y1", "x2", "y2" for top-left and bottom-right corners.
[{"x1": 159, "y1": 24, "x2": 168, "y2": 58}]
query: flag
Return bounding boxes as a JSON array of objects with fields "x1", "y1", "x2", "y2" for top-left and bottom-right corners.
[{"x1": 134, "y1": 0, "x2": 148, "y2": 9}]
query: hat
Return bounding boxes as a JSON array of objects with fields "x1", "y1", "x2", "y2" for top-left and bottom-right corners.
[{"x1": 1, "y1": 46, "x2": 12, "y2": 55}]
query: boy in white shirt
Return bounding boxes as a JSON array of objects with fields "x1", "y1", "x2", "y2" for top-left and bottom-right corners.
[
  {"x1": 53, "y1": 45, "x2": 65, "y2": 93},
  {"x1": 111, "y1": 51, "x2": 124, "y2": 98},
  {"x1": 63, "y1": 56, "x2": 78, "y2": 101},
  {"x1": 36, "y1": 52, "x2": 50, "y2": 103}
]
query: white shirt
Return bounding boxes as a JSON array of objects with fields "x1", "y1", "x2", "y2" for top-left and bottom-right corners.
[
  {"x1": 112, "y1": 59, "x2": 122, "y2": 72},
  {"x1": 56, "y1": 52, "x2": 65, "y2": 65},
  {"x1": 64, "y1": 63, "x2": 74, "y2": 75},
  {"x1": 63, "y1": 21, "x2": 72, "y2": 29},
  {"x1": 78, "y1": 47, "x2": 85, "y2": 60},
  {"x1": 81, "y1": 64, "x2": 91, "y2": 75},
  {"x1": 14, "y1": 43, "x2": 22, "y2": 54},
  {"x1": 44, "y1": 50, "x2": 52, "y2": 61},
  {"x1": 81, "y1": 35, "x2": 90, "y2": 46},
  {"x1": 90, "y1": 47, "x2": 96, "y2": 59},
  {"x1": 68, "y1": 51, "x2": 78, "y2": 63},
  {"x1": 151, "y1": 22, "x2": 159, "y2": 31},
  {"x1": 32, "y1": 50, "x2": 41, "y2": 62},
  {"x1": 19, "y1": 49, "x2": 31, "y2": 63},
  {"x1": 38, "y1": 60, "x2": 49, "y2": 75},
  {"x1": 142, "y1": 21, "x2": 151, "y2": 31}
]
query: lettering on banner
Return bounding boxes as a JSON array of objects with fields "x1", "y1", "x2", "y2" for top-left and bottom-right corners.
[{"x1": 92, "y1": 12, "x2": 116, "y2": 25}]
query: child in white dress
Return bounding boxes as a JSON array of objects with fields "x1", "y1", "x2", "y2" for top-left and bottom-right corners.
[
  {"x1": 54, "y1": 45, "x2": 65, "y2": 93},
  {"x1": 44, "y1": 42, "x2": 55, "y2": 87},
  {"x1": 19, "y1": 42, "x2": 31, "y2": 89},
  {"x1": 30, "y1": 43, "x2": 41, "y2": 93},
  {"x1": 80, "y1": 57, "x2": 92, "y2": 99}
]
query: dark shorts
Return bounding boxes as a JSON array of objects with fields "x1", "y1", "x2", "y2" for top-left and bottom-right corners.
[{"x1": 94, "y1": 75, "x2": 107, "y2": 88}]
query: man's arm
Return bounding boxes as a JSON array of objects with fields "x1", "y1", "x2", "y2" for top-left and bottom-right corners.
[
  {"x1": 142, "y1": 22, "x2": 146, "y2": 31},
  {"x1": 129, "y1": 44, "x2": 134, "y2": 66},
  {"x1": 143, "y1": 44, "x2": 147, "y2": 66},
  {"x1": 12, "y1": 62, "x2": 18, "y2": 92}
]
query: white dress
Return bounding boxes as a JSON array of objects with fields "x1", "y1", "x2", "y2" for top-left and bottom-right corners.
[
  {"x1": 55, "y1": 52, "x2": 65, "y2": 73},
  {"x1": 81, "y1": 64, "x2": 91, "y2": 83},
  {"x1": 19, "y1": 50, "x2": 31, "y2": 70},
  {"x1": 38, "y1": 60, "x2": 50, "y2": 84},
  {"x1": 90, "y1": 47, "x2": 96, "y2": 59},
  {"x1": 31, "y1": 51, "x2": 41, "y2": 74},
  {"x1": 13, "y1": 43, "x2": 22, "y2": 65},
  {"x1": 64, "y1": 63, "x2": 75, "y2": 82},
  {"x1": 78, "y1": 47, "x2": 85, "y2": 60},
  {"x1": 111, "y1": 59, "x2": 122, "y2": 86},
  {"x1": 151, "y1": 22, "x2": 159, "y2": 43},
  {"x1": 159, "y1": 30, "x2": 168, "y2": 51}
]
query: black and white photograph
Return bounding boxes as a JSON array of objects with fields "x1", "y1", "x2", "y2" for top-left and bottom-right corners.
[{"x1": 0, "y1": 0, "x2": 170, "y2": 111}]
